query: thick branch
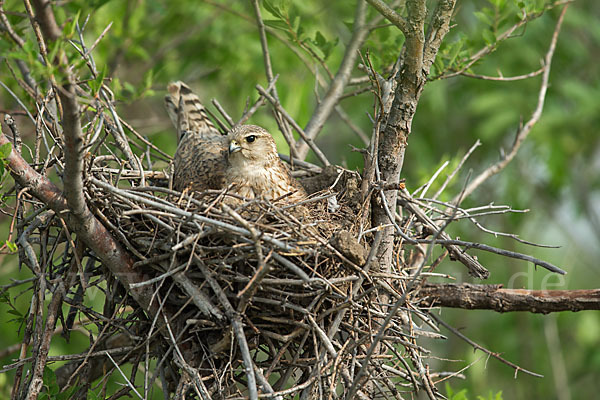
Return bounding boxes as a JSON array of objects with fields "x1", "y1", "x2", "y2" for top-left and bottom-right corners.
[
  {"x1": 365, "y1": 0, "x2": 407, "y2": 32},
  {"x1": 27, "y1": 0, "x2": 163, "y2": 318},
  {"x1": 423, "y1": 0, "x2": 457, "y2": 71},
  {"x1": 372, "y1": 0, "x2": 428, "y2": 277},
  {"x1": 420, "y1": 283, "x2": 600, "y2": 313},
  {"x1": 59, "y1": 79, "x2": 88, "y2": 219},
  {"x1": 0, "y1": 132, "x2": 157, "y2": 316},
  {"x1": 30, "y1": 0, "x2": 61, "y2": 41}
]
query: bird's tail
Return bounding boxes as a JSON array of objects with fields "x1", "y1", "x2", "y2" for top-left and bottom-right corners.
[{"x1": 164, "y1": 81, "x2": 220, "y2": 142}]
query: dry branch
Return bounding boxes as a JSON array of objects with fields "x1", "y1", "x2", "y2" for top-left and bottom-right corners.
[
  {"x1": 0, "y1": 115, "x2": 160, "y2": 319},
  {"x1": 456, "y1": 5, "x2": 568, "y2": 202},
  {"x1": 420, "y1": 283, "x2": 599, "y2": 313},
  {"x1": 295, "y1": 0, "x2": 370, "y2": 159}
]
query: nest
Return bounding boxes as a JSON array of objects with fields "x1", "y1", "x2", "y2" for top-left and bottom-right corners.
[{"x1": 85, "y1": 151, "x2": 427, "y2": 398}]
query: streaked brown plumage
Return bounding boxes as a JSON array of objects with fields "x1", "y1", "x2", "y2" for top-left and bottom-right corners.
[
  {"x1": 226, "y1": 125, "x2": 307, "y2": 203},
  {"x1": 165, "y1": 81, "x2": 228, "y2": 191},
  {"x1": 166, "y1": 82, "x2": 306, "y2": 203}
]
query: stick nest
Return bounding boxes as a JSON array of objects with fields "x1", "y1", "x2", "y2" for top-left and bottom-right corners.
[{"x1": 85, "y1": 149, "x2": 431, "y2": 398}]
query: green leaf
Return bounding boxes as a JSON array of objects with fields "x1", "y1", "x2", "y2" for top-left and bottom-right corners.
[
  {"x1": 63, "y1": 9, "x2": 82, "y2": 39},
  {"x1": 57, "y1": 385, "x2": 79, "y2": 400},
  {"x1": 43, "y1": 367, "x2": 59, "y2": 395},
  {"x1": 86, "y1": 389, "x2": 101, "y2": 400},
  {"x1": 263, "y1": 19, "x2": 289, "y2": 32},
  {"x1": 5, "y1": 240, "x2": 17, "y2": 252},
  {"x1": 89, "y1": 64, "x2": 107, "y2": 95},
  {"x1": 7, "y1": 309, "x2": 22, "y2": 317},
  {"x1": 263, "y1": 0, "x2": 283, "y2": 19},
  {"x1": 482, "y1": 29, "x2": 496, "y2": 45},
  {"x1": 474, "y1": 10, "x2": 493, "y2": 26},
  {"x1": 0, "y1": 142, "x2": 12, "y2": 159}
]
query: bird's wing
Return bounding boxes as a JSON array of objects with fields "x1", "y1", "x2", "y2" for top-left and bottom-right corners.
[{"x1": 173, "y1": 134, "x2": 228, "y2": 192}]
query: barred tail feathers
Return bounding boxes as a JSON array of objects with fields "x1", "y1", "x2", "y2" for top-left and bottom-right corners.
[{"x1": 164, "y1": 81, "x2": 219, "y2": 142}]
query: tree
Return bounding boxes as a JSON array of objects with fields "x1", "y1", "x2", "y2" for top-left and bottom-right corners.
[{"x1": 0, "y1": 0, "x2": 597, "y2": 399}]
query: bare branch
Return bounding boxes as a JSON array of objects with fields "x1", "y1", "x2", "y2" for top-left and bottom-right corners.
[
  {"x1": 416, "y1": 238, "x2": 566, "y2": 275},
  {"x1": 371, "y1": 0, "x2": 430, "y2": 281},
  {"x1": 455, "y1": 5, "x2": 568, "y2": 202},
  {"x1": 256, "y1": 84, "x2": 330, "y2": 166},
  {"x1": 30, "y1": 0, "x2": 61, "y2": 41},
  {"x1": 460, "y1": 66, "x2": 545, "y2": 81},
  {"x1": 0, "y1": 131, "x2": 158, "y2": 316},
  {"x1": 420, "y1": 283, "x2": 599, "y2": 313},
  {"x1": 429, "y1": 312, "x2": 544, "y2": 378},
  {"x1": 295, "y1": 0, "x2": 369, "y2": 159},
  {"x1": 365, "y1": 0, "x2": 407, "y2": 32},
  {"x1": 397, "y1": 189, "x2": 490, "y2": 279},
  {"x1": 194, "y1": 257, "x2": 258, "y2": 400},
  {"x1": 432, "y1": 139, "x2": 481, "y2": 200},
  {"x1": 423, "y1": 0, "x2": 457, "y2": 71}
]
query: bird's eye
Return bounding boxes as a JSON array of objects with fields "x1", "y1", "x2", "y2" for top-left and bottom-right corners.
[{"x1": 245, "y1": 135, "x2": 256, "y2": 143}]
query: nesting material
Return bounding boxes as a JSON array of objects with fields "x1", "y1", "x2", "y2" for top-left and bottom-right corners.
[{"x1": 85, "y1": 152, "x2": 430, "y2": 398}]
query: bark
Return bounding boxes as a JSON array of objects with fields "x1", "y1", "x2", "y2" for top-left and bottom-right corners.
[
  {"x1": 0, "y1": 132, "x2": 158, "y2": 316},
  {"x1": 372, "y1": 1, "x2": 457, "y2": 275},
  {"x1": 419, "y1": 283, "x2": 600, "y2": 313}
]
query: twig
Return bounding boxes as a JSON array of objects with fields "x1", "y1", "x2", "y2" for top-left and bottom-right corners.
[
  {"x1": 256, "y1": 84, "x2": 330, "y2": 166},
  {"x1": 365, "y1": 0, "x2": 407, "y2": 32},
  {"x1": 105, "y1": 352, "x2": 143, "y2": 400},
  {"x1": 460, "y1": 67, "x2": 544, "y2": 81},
  {"x1": 455, "y1": 5, "x2": 568, "y2": 202},
  {"x1": 429, "y1": 312, "x2": 544, "y2": 378},
  {"x1": 194, "y1": 257, "x2": 259, "y2": 400},
  {"x1": 432, "y1": 140, "x2": 481, "y2": 201},
  {"x1": 173, "y1": 271, "x2": 225, "y2": 320},
  {"x1": 397, "y1": 188, "x2": 490, "y2": 279},
  {"x1": 295, "y1": 0, "x2": 369, "y2": 160},
  {"x1": 237, "y1": 75, "x2": 279, "y2": 126},
  {"x1": 437, "y1": 1, "x2": 571, "y2": 80},
  {"x1": 250, "y1": 0, "x2": 296, "y2": 156}
]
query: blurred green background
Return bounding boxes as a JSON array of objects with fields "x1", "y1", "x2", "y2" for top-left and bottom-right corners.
[{"x1": 0, "y1": 1, "x2": 598, "y2": 398}]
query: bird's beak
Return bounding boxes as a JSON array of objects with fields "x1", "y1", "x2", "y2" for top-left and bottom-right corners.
[{"x1": 229, "y1": 140, "x2": 241, "y2": 154}]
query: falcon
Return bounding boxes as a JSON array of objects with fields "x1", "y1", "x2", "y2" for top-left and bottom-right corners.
[
  {"x1": 226, "y1": 125, "x2": 307, "y2": 203},
  {"x1": 165, "y1": 81, "x2": 228, "y2": 192}
]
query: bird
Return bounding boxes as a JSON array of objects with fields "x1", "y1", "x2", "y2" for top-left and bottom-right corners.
[
  {"x1": 165, "y1": 82, "x2": 306, "y2": 203},
  {"x1": 226, "y1": 125, "x2": 307, "y2": 203},
  {"x1": 165, "y1": 81, "x2": 228, "y2": 192}
]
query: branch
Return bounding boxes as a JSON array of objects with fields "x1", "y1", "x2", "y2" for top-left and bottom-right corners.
[
  {"x1": 60, "y1": 78, "x2": 87, "y2": 220},
  {"x1": 455, "y1": 5, "x2": 568, "y2": 202},
  {"x1": 24, "y1": 0, "x2": 169, "y2": 318},
  {"x1": 423, "y1": 0, "x2": 457, "y2": 72},
  {"x1": 396, "y1": 189, "x2": 490, "y2": 279},
  {"x1": 459, "y1": 67, "x2": 544, "y2": 81},
  {"x1": 365, "y1": 0, "x2": 407, "y2": 32},
  {"x1": 295, "y1": 0, "x2": 369, "y2": 160},
  {"x1": 250, "y1": 0, "x2": 297, "y2": 158},
  {"x1": 0, "y1": 132, "x2": 157, "y2": 316},
  {"x1": 437, "y1": 1, "x2": 571, "y2": 80},
  {"x1": 256, "y1": 84, "x2": 330, "y2": 166},
  {"x1": 429, "y1": 312, "x2": 544, "y2": 378},
  {"x1": 30, "y1": 0, "x2": 61, "y2": 41},
  {"x1": 416, "y1": 238, "x2": 565, "y2": 275},
  {"x1": 420, "y1": 283, "x2": 600, "y2": 313}
]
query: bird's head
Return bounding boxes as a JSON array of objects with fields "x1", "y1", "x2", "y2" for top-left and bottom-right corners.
[{"x1": 228, "y1": 125, "x2": 278, "y2": 168}]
